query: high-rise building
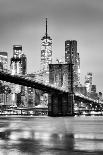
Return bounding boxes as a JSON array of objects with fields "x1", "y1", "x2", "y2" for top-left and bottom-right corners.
[
  {"x1": 0, "y1": 52, "x2": 8, "y2": 72},
  {"x1": 40, "y1": 18, "x2": 52, "y2": 83},
  {"x1": 91, "y1": 85, "x2": 96, "y2": 93},
  {"x1": 84, "y1": 72, "x2": 92, "y2": 93},
  {"x1": 65, "y1": 40, "x2": 80, "y2": 87},
  {"x1": 13, "y1": 45, "x2": 22, "y2": 58},
  {"x1": 20, "y1": 54, "x2": 27, "y2": 75},
  {"x1": 24, "y1": 74, "x2": 36, "y2": 107},
  {"x1": 98, "y1": 92, "x2": 102, "y2": 101},
  {"x1": 0, "y1": 52, "x2": 10, "y2": 106},
  {"x1": 11, "y1": 45, "x2": 27, "y2": 75},
  {"x1": 10, "y1": 45, "x2": 27, "y2": 106}
]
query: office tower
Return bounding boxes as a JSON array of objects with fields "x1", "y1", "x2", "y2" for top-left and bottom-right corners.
[
  {"x1": 10, "y1": 45, "x2": 27, "y2": 76},
  {"x1": 65, "y1": 40, "x2": 80, "y2": 87},
  {"x1": 11, "y1": 45, "x2": 27, "y2": 75},
  {"x1": 0, "y1": 52, "x2": 10, "y2": 106},
  {"x1": 40, "y1": 18, "x2": 52, "y2": 83},
  {"x1": 10, "y1": 45, "x2": 27, "y2": 106},
  {"x1": 84, "y1": 72, "x2": 92, "y2": 93},
  {"x1": 24, "y1": 74, "x2": 36, "y2": 107},
  {"x1": 91, "y1": 85, "x2": 96, "y2": 93},
  {"x1": 0, "y1": 52, "x2": 8, "y2": 72},
  {"x1": 20, "y1": 54, "x2": 27, "y2": 75},
  {"x1": 98, "y1": 92, "x2": 102, "y2": 101},
  {"x1": 89, "y1": 84, "x2": 98, "y2": 100}
]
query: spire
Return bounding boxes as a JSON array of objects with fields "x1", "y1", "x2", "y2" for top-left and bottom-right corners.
[{"x1": 46, "y1": 18, "x2": 48, "y2": 39}]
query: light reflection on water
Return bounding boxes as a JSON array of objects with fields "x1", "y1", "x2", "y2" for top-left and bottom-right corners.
[{"x1": 0, "y1": 117, "x2": 102, "y2": 154}]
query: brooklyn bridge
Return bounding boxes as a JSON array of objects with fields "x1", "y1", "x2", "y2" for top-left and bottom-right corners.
[{"x1": 0, "y1": 68, "x2": 102, "y2": 117}]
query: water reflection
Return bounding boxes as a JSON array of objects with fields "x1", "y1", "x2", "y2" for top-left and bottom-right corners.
[
  {"x1": 74, "y1": 133, "x2": 103, "y2": 152},
  {"x1": 0, "y1": 117, "x2": 102, "y2": 154}
]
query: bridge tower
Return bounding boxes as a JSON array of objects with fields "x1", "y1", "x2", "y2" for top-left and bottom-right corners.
[{"x1": 48, "y1": 63, "x2": 74, "y2": 116}]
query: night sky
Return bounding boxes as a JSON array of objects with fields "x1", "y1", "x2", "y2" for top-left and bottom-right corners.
[{"x1": 0, "y1": 0, "x2": 103, "y2": 91}]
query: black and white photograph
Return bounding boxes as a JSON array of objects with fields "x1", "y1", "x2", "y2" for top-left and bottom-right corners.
[{"x1": 0, "y1": 0, "x2": 103, "y2": 154}]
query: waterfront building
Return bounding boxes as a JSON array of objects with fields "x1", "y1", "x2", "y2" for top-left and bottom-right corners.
[
  {"x1": 65, "y1": 40, "x2": 80, "y2": 87},
  {"x1": 40, "y1": 18, "x2": 52, "y2": 83}
]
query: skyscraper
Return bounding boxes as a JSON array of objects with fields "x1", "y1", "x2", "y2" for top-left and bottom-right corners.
[
  {"x1": 40, "y1": 18, "x2": 52, "y2": 83},
  {"x1": 91, "y1": 85, "x2": 96, "y2": 93},
  {"x1": 85, "y1": 72, "x2": 92, "y2": 93},
  {"x1": 0, "y1": 52, "x2": 9, "y2": 105},
  {"x1": 10, "y1": 45, "x2": 27, "y2": 106},
  {"x1": 65, "y1": 40, "x2": 80, "y2": 87},
  {"x1": 20, "y1": 54, "x2": 27, "y2": 75},
  {"x1": 0, "y1": 52, "x2": 8, "y2": 72},
  {"x1": 11, "y1": 45, "x2": 27, "y2": 75}
]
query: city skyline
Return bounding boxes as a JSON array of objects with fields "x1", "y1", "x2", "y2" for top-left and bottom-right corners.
[{"x1": 0, "y1": 0, "x2": 103, "y2": 91}]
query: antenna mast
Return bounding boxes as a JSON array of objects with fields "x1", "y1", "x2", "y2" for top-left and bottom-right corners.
[{"x1": 46, "y1": 18, "x2": 48, "y2": 39}]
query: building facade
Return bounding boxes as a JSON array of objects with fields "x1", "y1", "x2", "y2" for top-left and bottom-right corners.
[
  {"x1": 0, "y1": 52, "x2": 11, "y2": 105},
  {"x1": 10, "y1": 45, "x2": 27, "y2": 106},
  {"x1": 84, "y1": 72, "x2": 92, "y2": 94},
  {"x1": 65, "y1": 40, "x2": 80, "y2": 87},
  {"x1": 11, "y1": 45, "x2": 27, "y2": 75},
  {"x1": 0, "y1": 52, "x2": 8, "y2": 72}
]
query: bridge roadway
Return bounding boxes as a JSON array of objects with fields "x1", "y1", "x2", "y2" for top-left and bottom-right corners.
[
  {"x1": 0, "y1": 71, "x2": 101, "y2": 103},
  {"x1": 0, "y1": 71, "x2": 102, "y2": 116},
  {"x1": 0, "y1": 71, "x2": 67, "y2": 94}
]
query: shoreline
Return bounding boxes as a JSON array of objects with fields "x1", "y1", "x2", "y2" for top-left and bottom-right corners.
[{"x1": 0, "y1": 115, "x2": 48, "y2": 118}]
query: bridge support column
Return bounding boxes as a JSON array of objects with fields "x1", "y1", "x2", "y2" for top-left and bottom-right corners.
[
  {"x1": 48, "y1": 92, "x2": 74, "y2": 117},
  {"x1": 48, "y1": 93, "x2": 61, "y2": 116},
  {"x1": 67, "y1": 93, "x2": 74, "y2": 116}
]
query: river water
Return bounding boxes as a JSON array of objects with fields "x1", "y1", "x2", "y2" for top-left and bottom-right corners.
[{"x1": 0, "y1": 116, "x2": 103, "y2": 155}]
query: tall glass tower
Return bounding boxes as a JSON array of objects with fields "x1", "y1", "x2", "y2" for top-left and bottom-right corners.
[{"x1": 41, "y1": 18, "x2": 52, "y2": 73}]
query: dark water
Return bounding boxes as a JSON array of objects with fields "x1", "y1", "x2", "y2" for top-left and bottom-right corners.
[{"x1": 0, "y1": 116, "x2": 103, "y2": 155}]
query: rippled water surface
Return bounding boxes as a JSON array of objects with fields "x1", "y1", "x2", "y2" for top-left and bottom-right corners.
[{"x1": 0, "y1": 116, "x2": 103, "y2": 154}]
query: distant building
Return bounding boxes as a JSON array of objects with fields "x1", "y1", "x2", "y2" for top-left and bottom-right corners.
[
  {"x1": 27, "y1": 86, "x2": 35, "y2": 107},
  {"x1": 0, "y1": 52, "x2": 8, "y2": 72},
  {"x1": 11, "y1": 45, "x2": 27, "y2": 75},
  {"x1": 91, "y1": 85, "x2": 96, "y2": 93},
  {"x1": 98, "y1": 92, "x2": 102, "y2": 101},
  {"x1": 40, "y1": 18, "x2": 52, "y2": 83},
  {"x1": 10, "y1": 45, "x2": 27, "y2": 106},
  {"x1": 75, "y1": 85, "x2": 87, "y2": 96},
  {"x1": 84, "y1": 72, "x2": 92, "y2": 93},
  {"x1": 65, "y1": 40, "x2": 80, "y2": 87},
  {"x1": 88, "y1": 84, "x2": 98, "y2": 100},
  {"x1": 0, "y1": 52, "x2": 11, "y2": 105},
  {"x1": 20, "y1": 54, "x2": 27, "y2": 75}
]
